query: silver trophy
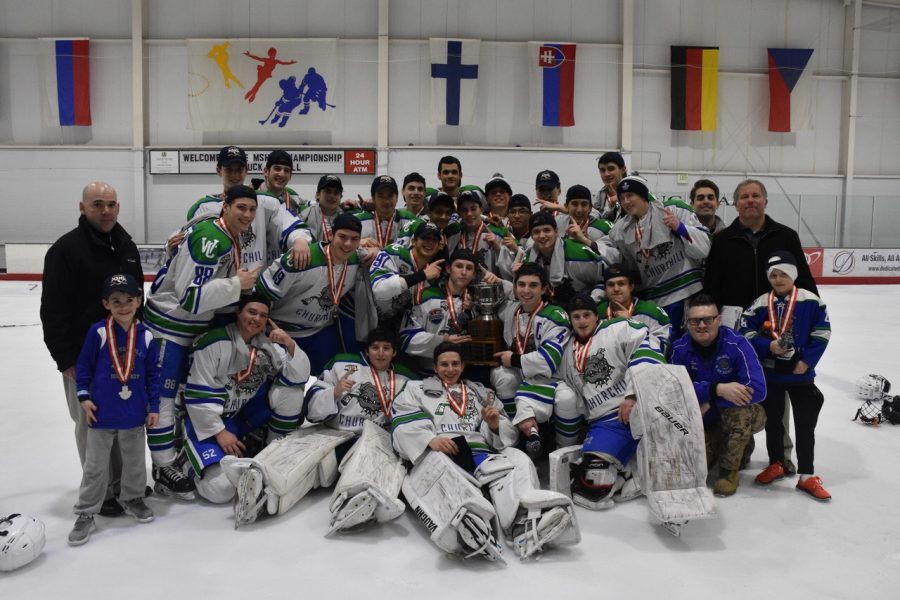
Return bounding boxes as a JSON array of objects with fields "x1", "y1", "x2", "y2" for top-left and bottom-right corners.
[{"x1": 465, "y1": 283, "x2": 505, "y2": 366}]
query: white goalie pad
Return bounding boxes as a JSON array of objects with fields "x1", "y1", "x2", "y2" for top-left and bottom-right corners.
[
  {"x1": 548, "y1": 446, "x2": 641, "y2": 510},
  {"x1": 402, "y1": 450, "x2": 504, "y2": 563},
  {"x1": 222, "y1": 427, "x2": 354, "y2": 527},
  {"x1": 548, "y1": 445, "x2": 582, "y2": 500},
  {"x1": 476, "y1": 448, "x2": 580, "y2": 560},
  {"x1": 328, "y1": 420, "x2": 407, "y2": 535},
  {"x1": 629, "y1": 364, "x2": 716, "y2": 529}
]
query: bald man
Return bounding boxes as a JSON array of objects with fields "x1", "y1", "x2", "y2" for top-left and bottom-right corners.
[{"x1": 41, "y1": 181, "x2": 144, "y2": 515}]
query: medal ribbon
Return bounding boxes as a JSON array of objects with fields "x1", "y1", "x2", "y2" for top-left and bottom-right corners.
[
  {"x1": 462, "y1": 221, "x2": 485, "y2": 252},
  {"x1": 370, "y1": 367, "x2": 396, "y2": 417},
  {"x1": 411, "y1": 252, "x2": 425, "y2": 304},
  {"x1": 445, "y1": 286, "x2": 469, "y2": 333},
  {"x1": 106, "y1": 316, "x2": 137, "y2": 385},
  {"x1": 324, "y1": 244, "x2": 349, "y2": 307},
  {"x1": 233, "y1": 346, "x2": 257, "y2": 384},
  {"x1": 634, "y1": 222, "x2": 651, "y2": 260},
  {"x1": 374, "y1": 212, "x2": 394, "y2": 247},
  {"x1": 574, "y1": 339, "x2": 592, "y2": 375},
  {"x1": 514, "y1": 301, "x2": 546, "y2": 354},
  {"x1": 767, "y1": 286, "x2": 798, "y2": 340},
  {"x1": 442, "y1": 381, "x2": 469, "y2": 417},
  {"x1": 321, "y1": 214, "x2": 333, "y2": 242},
  {"x1": 215, "y1": 216, "x2": 241, "y2": 271}
]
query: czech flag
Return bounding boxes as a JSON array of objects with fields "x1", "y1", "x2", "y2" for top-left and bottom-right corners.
[
  {"x1": 768, "y1": 48, "x2": 814, "y2": 133},
  {"x1": 670, "y1": 46, "x2": 718, "y2": 131},
  {"x1": 42, "y1": 39, "x2": 92, "y2": 126},
  {"x1": 530, "y1": 42, "x2": 576, "y2": 127}
]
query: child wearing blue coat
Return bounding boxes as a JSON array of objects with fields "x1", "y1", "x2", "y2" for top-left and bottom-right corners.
[{"x1": 69, "y1": 274, "x2": 161, "y2": 545}]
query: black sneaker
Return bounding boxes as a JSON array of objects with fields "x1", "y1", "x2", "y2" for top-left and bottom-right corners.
[
  {"x1": 153, "y1": 455, "x2": 197, "y2": 501},
  {"x1": 99, "y1": 498, "x2": 125, "y2": 517}
]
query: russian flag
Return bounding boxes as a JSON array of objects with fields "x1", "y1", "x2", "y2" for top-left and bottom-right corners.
[
  {"x1": 530, "y1": 42, "x2": 576, "y2": 127},
  {"x1": 768, "y1": 48, "x2": 814, "y2": 133},
  {"x1": 42, "y1": 39, "x2": 92, "y2": 126}
]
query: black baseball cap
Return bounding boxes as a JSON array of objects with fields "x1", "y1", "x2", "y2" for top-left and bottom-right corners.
[
  {"x1": 217, "y1": 146, "x2": 248, "y2": 168},
  {"x1": 529, "y1": 211, "x2": 558, "y2": 232},
  {"x1": 317, "y1": 174, "x2": 343, "y2": 192},
  {"x1": 485, "y1": 175, "x2": 512, "y2": 195},
  {"x1": 535, "y1": 170, "x2": 560, "y2": 190},
  {"x1": 225, "y1": 184, "x2": 258, "y2": 204},
  {"x1": 332, "y1": 213, "x2": 362, "y2": 235},
  {"x1": 508, "y1": 194, "x2": 532, "y2": 212},
  {"x1": 603, "y1": 263, "x2": 637, "y2": 284},
  {"x1": 103, "y1": 273, "x2": 141, "y2": 299},
  {"x1": 414, "y1": 223, "x2": 443, "y2": 241},
  {"x1": 565, "y1": 184, "x2": 592, "y2": 203},
  {"x1": 371, "y1": 174, "x2": 399, "y2": 196},
  {"x1": 427, "y1": 191, "x2": 455, "y2": 212},
  {"x1": 447, "y1": 247, "x2": 480, "y2": 267},
  {"x1": 266, "y1": 149, "x2": 293, "y2": 170},
  {"x1": 567, "y1": 293, "x2": 597, "y2": 314},
  {"x1": 456, "y1": 189, "x2": 485, "y2": 209}
]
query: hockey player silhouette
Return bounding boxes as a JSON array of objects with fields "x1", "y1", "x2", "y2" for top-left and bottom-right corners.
[
  {"x1": 260, "y1": 76, "x2": 304, "y2": 127},
  {"x1": 297, "y1": 67, "x2": 333, "y2": 114},
  {"x1": 243, "y1": 47, "x2": 296, "y2": 103}
]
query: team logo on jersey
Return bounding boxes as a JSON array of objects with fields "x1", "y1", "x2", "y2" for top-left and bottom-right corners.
[
  {"x1": 654, "y1": 241, "x2": 672, "y2": 260},
  {"x1": 301, "y1": 286, "x2": 334, "y2": 311},
  {"x1": 582, "y1": 348, "x2": 614, "y2": 386},
  {"x1": 424, "y1": 389, "x2": 443, "y2": 398},
  {"x1": 428, "y1": 308, "x2": 444, "y2": 324},
  {"x1": 223, "y1": 350, "x2": 278, "y2": 410},
  {"x1": 200, "y1": 237, "x2": 220, "y2": 259},
  {"x1": 346, "y1": 382, "x2": 381, "y2": 417},
  {"x1": 714, "y1": 356, "x2": 733, "y2": 376},
  {"x1": 240, "y1": 226, "x2": 256, "y2": 249},
  {"x1": 389, "y1": 290, "x2": 411, "y2": 314}
]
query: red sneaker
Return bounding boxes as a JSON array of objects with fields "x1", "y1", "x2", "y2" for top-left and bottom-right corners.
[
  {"x1": 754, "y1": 462, "x2": 785, "y2": 485},
  {"x1": 796, "y1": 476, "x2": 832, "y2": 501}
]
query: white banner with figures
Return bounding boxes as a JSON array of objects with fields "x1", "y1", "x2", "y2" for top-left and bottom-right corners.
[{"x1": 187, "y1": 38, "x2": 337, "y2": 131}]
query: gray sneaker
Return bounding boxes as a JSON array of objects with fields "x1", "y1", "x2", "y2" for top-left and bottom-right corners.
[
  {"x1": 120, "y1": 498, "x2": 155, "y2": 523},
  {"x1": 68, "y1": 514, "x2": 96, "y2": 546}
]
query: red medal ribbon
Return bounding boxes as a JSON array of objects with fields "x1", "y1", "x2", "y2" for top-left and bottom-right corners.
[
  {"x1": 324, "y1": 244, "x2": 349, "y2": 308},
  {"x1": 106, "y1": 316, "x2": 137, "y2": 385},
  {"x1": 374, "y1": 212, "x2": 395, "y2": 248},
  {"x1": 462, "y1": 221, "x2": 485, "y2": 252},
  {"x1": 444, "y1": 285, "x2": 469, "y2": 333},
  {"x1": 370, "y1": 366, "x2": 396, "y2": 417},
  {"x1": 574, "y1": 339, "x2": 592, "y2": 375},
  {"x1": 234, "y1": 346, "x2": 257, "y2": 384},
  {"x1": 411, "y1": 252, "x2": 425, "y2": 304},
  {"x1": 215, "y1": 216, "x2": 241, "y2": 271},
  {"x1": 514, "y1": 301, "x2": 546, "y2": 354},
  {"x1": 321, "y1": 214, "x2": 333, "y2": 242},
  {"x1": 441, "y1": 381, "x2": 469, "y2": 417},
  {"x1": 767, "y1": 287, "x2": 798, "y2": 340}
]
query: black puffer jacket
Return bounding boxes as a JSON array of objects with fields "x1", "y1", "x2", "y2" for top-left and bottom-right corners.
[
  {"x1": 40, "y1": 215, "x2": 143, "y2": 371},
  {"x1": 703, "y1": 215, "x2": 818, "y2": 310}
]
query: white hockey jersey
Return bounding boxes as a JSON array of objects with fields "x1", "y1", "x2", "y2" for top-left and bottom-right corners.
[
  {"x1": 356, "y1": 209, "x2": 417, "y2": 249},
  {"x1": 391, "y1": 377, "x2": 518, "y2": 465},
  {"x1": 183, "y1": 323, "x2": 310, "y2": 441},
  {"x1": 559, "y1": 317, "x2": 666, "y2": 422},
  {"x1": 497, "y1": 299, "x2": 571, "y2": 380},
  {"x1": 524, "y1": 237, "x2": 613, "y2": 301},
  {"x1": 399, "y1": 283, "x2": 473, "y2": 370},
  {"x1": 368, "y1": 243, "x2": 440, "y2": 319},
  {"x1": 305, "y1": 352, "x2": 419, "y2": 434}
]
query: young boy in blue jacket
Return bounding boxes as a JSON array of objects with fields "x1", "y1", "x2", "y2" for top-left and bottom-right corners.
[
  {"x1": 741, "y1": 252, "x2": 832, "y2": 501},
  {"x1": 69, "y1": 274, "x2": 161, "y2": 545},
  {"x1": 671, "y1": 294, "x2": 766, "y2": 497}
]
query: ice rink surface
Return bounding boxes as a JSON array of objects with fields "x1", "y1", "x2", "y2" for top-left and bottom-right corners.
[{"x1": 1, "y1": 281, "x2": 898, "y2": 598}]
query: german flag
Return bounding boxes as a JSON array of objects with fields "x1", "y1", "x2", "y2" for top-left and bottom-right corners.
[{"x1": 670, "y1": 46, "x2": 719, "y2": 131}]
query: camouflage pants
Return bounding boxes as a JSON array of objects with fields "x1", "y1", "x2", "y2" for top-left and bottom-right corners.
[{"x1": 705, "y1": 404, "x2": 766, "y2": 471}]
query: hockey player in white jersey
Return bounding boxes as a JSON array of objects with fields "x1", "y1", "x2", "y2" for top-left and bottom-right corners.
[
  {"x1": 607, "y1": 176, "x2": 710, "y2": 340},
  {"x1": 185, "y1": 146, "x2": 312, "y2": 270},
  {"x1": 255, "y1": 213, "x2": 369, "y2": 375},
  {"x1": 595, "y1": 263, "x2": 672, "y2": 354},
  {"x1": 182, "y1": 294, "x2": 309, "y2": 504},
  {"x1": 556, "y1": 184, "x2": 613, "y2": 246},
  {"x1": 256, "y1": 149, "x2": 305, "y2": 215},
  {"x1": 369, "y1": 223, "x2": 446, "y2": 321},
  {"x1": 144, "y1": 184, "x2": 262, "y2": 499},
  {"x1": 299, "y1": 174, "x2": 345, "y2": 242},
  {"x1": 392, "y1": 342, "x2": 579, "y2": 561},
  {"x1": 356, "y1": 175, "x2": 417, "y2": 251},
  {"x1": 551, "y1": 293, "x2": 666, "y2": 510},
  {"x1": 455, "y1": 189, "x2": 515, "y2": 278},
  {"x1": 221, "y1": 327, "x2": 417, "y2": 530},
  {"x1": 489, "y1": 263, "x2": 579, "y2": 456}
]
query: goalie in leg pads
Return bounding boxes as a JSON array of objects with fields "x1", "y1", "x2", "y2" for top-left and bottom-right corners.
[
  {"x1": 183, "y1": 296, "x2": 308, "y2": 505},
  {"x1": 393, "y1": 342, "x2": 580, "y2": 561},
  {"x1": 223, "y1": 327, "x2": 416, "y2": 529},
  {"x1": 549, "y1": 294, "x2": 666, "y2": 510},
  {"x1": 626, "y1": 363, "x2": 716, "y2": 534}
]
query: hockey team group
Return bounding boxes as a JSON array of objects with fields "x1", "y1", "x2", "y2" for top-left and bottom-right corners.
[{"x1": 34, "y1": 147, "x2": 836, "y2": 563}]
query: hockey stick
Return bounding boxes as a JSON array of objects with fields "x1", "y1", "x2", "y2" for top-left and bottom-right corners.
[{"x1": 258, "y1": 104, "x2": 279, "y2": 125}]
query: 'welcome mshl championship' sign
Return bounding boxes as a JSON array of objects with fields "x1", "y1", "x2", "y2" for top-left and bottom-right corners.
[{"x1": 149, "y1": 149, "x2": 375, "y2": 175}]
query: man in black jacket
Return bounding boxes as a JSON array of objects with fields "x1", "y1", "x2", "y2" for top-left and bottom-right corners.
[
  {"x1": 41, "y1": 181, "x2": 143, "y2": 514},
  {"x1": 702, "y1": 178, "x2": 818, "y2": 476}
]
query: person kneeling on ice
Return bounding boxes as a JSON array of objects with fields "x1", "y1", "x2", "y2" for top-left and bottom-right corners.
[
  {"x1": 182, "y1": 294, "x2": 308, "y2": 504},
  {"x1": 392, "y1": 342, "x2": 580, "y2": 561},
  {"x1": 550, "y1": 293, "x2": 666, "y2": 510},
  {"x1": 221, "y1": 327, "x2": 417, "y2": 530}
]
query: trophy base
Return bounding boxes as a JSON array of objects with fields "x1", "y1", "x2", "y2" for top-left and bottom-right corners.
[{"x1": 464, "y1": 338, "x2": 504, "y2": 367}]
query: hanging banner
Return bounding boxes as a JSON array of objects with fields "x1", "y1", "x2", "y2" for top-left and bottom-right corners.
[
  {"x1": 529, "y1": 42, "x2": 577, "y2": 127},
  {"x1": 187, "y1": 38, "x2": 337, "y2": 131},
  {"x1": 430, "y1": 38, "x2": 480, "y2": 126},
  {"x1": 40, "y1": 38, "x2": 92, "y2": 126}
]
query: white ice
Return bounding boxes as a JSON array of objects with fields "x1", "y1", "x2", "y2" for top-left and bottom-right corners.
[{"x1": 1, "y1": 281, "x2": 898, "y2": 598}]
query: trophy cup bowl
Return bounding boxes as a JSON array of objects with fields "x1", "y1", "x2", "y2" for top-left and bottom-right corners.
[{"x1": 465, "y1": 283, "x2": 505, "y2": 366}]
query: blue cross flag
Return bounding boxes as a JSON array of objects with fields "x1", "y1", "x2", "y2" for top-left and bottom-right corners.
[{"x1": 430, "y1": 38, "x2": 480, "y2": 126}]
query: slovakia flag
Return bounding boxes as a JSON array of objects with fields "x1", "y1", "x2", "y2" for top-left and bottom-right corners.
[
  {"x1": 42, "y1": 39, "x2": 92, "y2": 126},
  {"x1": 530, "y1": 42, "x2": 576, "y2": 127}
]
